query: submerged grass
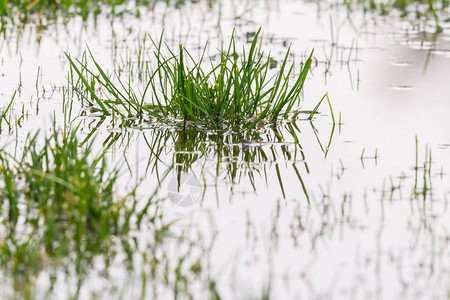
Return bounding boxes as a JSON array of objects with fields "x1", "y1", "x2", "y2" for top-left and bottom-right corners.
[
  {"x1": 0, "y1": 0, "x2": 211, "y2": 22},
  {"x1": 0, "y1": 126, "x2": 135, "y2": 295},
  {"x1": 67, "y1": 29, "x2": 314, "y2": 131},
  {"x1": 0, "y1": 125, "x2": 219, "y2": 298},
  {"x1": 345, "y1": 0, "x2": 447, "y2": 29},
  {"x1": 0, "y1": 90, "x2": 16, "y2": 134}
]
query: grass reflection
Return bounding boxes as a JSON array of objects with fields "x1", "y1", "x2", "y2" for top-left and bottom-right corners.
[{"x1": 88, "y1": 119, "x2": 337, "y2": 205}]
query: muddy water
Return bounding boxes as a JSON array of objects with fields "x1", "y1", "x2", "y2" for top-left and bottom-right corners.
[{"x1": 1, "y1": 0, "x2": 450, "y2": 299}]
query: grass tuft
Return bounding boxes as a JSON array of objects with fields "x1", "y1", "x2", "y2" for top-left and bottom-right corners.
[{"x1": 67, "y1": 29, "x2": 314, "y2": 131}]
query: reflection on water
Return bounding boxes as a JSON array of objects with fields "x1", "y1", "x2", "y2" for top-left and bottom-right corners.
[{"x1": 94, "y1": 119, "x2": 336, "y2": 204}]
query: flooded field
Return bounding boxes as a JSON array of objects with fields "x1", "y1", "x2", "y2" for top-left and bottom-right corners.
[{"x1": 1, "y1": 0, "x2": 450, "y2": 299}]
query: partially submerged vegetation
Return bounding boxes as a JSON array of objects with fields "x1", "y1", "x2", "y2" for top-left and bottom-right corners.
[
  {"x1": 0, "y1": 0, "x2": 210, "y2": 21},
  {"x1": 67, "y1": 29, "x2": 314, "y2": 131},
  {"x1": 345, "y1": 0, "x2": 447, "y2": 29},
  {"x1": 0, "y1": 127, "x2": 135, "y2": 296},
  {"x1": 364, "y1": 0, "x2": 447, "y2": 17},
  {"x1": 3, "y1": 0, "x2": 450, "y2": 298},
  {"x1": 0, "y1": 127, "x2": 216, "y2": 298}
]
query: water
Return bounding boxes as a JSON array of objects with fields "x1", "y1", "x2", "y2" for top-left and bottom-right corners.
[{"x1": 1, "y1": 0, "x2": 450, "y2": 299}]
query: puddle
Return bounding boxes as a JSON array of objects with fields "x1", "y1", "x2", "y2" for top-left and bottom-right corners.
[{"x1": 1, "y1": 0, "x2": 450, "y2": 299}]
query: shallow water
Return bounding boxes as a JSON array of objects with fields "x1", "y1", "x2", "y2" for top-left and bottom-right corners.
[{"x1": 1, "y1": 0, "x2": 450, "y2": 299}]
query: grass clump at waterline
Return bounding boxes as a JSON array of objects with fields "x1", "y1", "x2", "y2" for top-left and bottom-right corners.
[
  {"x1": 67, "y1": 29, "x2": 314, "y2": 131},
  {"x1": 0, "y1": 127, "x2": 138, "y2": 296}
]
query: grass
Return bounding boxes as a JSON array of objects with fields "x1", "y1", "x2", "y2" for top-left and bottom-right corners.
[
  {"x1": 344, "y1": 0, "x2": 447, "y2": 29},
  {"x1": 67, "y1": 29, "x2": 314, "y2": 131},
  {"x1": 0, "y1": 90, "x2": 17, "y2": 134},
  {"x1": 0, "y1": 0, "x2": 209, "y2": 22},
  {"x1": 0, "y1": 125, "x2": 220, "y2": 298},
  {"x1": 0, "y1": 126, "x2": 136, "y2": 294}
]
